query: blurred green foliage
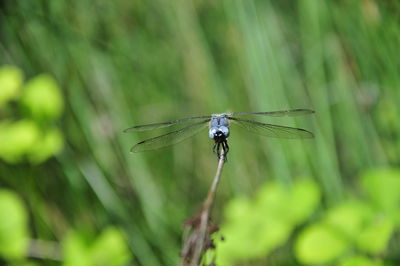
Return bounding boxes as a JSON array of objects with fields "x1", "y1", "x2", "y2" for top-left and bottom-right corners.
[
  {"x1": 0, "y1": 66, "x2": 23, "y2": 106},
  {"x1": 216, "y1": 179, "x2": 320, "y2": 264},
  {"x1": 0, "y1": 189, "x2": 29, "y2": 260},
  {"x1": 215, "y1": 169, "x2": 400, "y2": 265},
  {"x1": 0, "y1": 67, "x2": 64, "y2": 164},
  {"x1": 294, "y1": 169, "x2": 400, "y2": 265},
  {"x1": 0, "y1": 0, "x2": 399, "y2": 265},
  {"x1": 63, "y1": 227, "x2": 131, "y2": 266},
  {"x1": 21, "y1": 74, "x2": 64, "y2": 121}
]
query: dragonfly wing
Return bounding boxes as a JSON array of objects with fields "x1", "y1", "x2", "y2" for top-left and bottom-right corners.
[
  {"x1": 231, "y1": 109, "x2": 314, "y2": 117},
  {"x1": 229, "y1": 117, "x2": 314, "y2": 139},
  {"x1": 124, "y1": 115, "x2": 211, "y2": 132},
  {"x1": 130, "y1": 119, "x2": 209, "y2": 152}
]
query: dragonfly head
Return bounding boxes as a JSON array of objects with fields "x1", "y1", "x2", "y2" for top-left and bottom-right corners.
[{"x1": 209, "y1": 126, "x2": 229, "y2": 141}]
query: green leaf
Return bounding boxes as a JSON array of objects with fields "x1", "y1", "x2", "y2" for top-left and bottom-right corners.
[
  {"x1": 63, "y1": 228, "x2": 132, "y2": 266},
  {"x1": 89, "y1": 227, "x2": 132, "y2": 266},
  {"x1": 0, "y1": 65, "x2": 23, "y2": 107},
  {"x1": 0, "y1": 190, "x2": 29, "y2": 259},
  {"x1": 28, "y1": 127, "x2": 64, "y2": 164},
  {"x1": 217, "y1": 180, "x2": 320, "y2": 264},
  {"x1": 361, "y1": 169, "x2": 400, "y2": 218},
  {"x1": 295, "y1": 224, "x2": 349, "y2": 264},
  {"x1": 223, "y1": 197, "x2": 252, "y2": 222},
  {"x1": 20, "y1": 74, "x2": 64, "y2": 121},
  {"x1": 324, "y1": 200, "x2": 373, "y2": 239},
  {"x1": 63, "y1": 231, "x2": 91, "y2": 266},
  {"x1": 221, "y1": 215, "x2": 292, "y2": 259},
  {"x1": 255, "y1": 179, "x2": 320, "y2": 225},
  {"x1": 286, "y1": 179, "x2": 321, "y2": 224},
  {"x1": 340, "y1": 255, "x2": 383, "y2": 266},
  {"x1": 217, "y1": 184, "x2": 293, "y2": 263},
  {"x1": 255, "y1": 182, "x2": 290, "y2": 220},
  {"x1": 0, "y1": 120, "x2": 41, "y2": 163},
  {"x1": 356, "y1": 217, "x2": 393, "y2": 254}
]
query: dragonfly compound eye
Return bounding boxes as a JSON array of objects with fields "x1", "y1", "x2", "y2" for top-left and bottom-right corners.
[
  {"x1": 220, "y1": 126, "x2": 229, "y2": 137},
  {"x1": 209, "y1": 128, "x2": 218, "y2": 139}
]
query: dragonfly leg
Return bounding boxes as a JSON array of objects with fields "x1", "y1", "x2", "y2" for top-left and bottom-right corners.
[
  {"x1": 220, "y1": 140, "x2": 228, "y2": 161},
  {"x1": 216, "y1": 142, "x2": 221, "y2": 158},
  {"x1": 223, "y1": 140, "x2": 229, "y2": 156},
  {"x1": 212, "y1": 142, "x2": 218, "y2": 155}
]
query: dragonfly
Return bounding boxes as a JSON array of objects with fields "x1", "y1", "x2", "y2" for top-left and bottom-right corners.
[{"x1": 124, "y1": 109, "x2": 315, "y2": 158}]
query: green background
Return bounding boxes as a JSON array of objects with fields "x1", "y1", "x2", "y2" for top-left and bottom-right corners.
[{"x1": 0, "y1": 0, "x2": 399, "y2": 265}]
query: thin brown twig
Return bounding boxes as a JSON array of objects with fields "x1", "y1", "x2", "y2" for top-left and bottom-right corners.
[{"x1": 181, "y1": 150, "x2": 226, "y2": 266}]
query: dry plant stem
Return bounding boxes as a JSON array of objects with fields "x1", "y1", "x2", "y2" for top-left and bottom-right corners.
[{"x1": 189, "y1": 151, "x2": 225, "y2": 266}]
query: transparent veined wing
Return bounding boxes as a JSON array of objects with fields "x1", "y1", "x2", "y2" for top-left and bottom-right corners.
[
  {"x1": 130, "y1": 119, "x2": 209, "y2": 152},
  {"x1": 229, "y1": 117, "x2": 314, "y2": 139},
  {"x1": 230, "y1": 109, "x2": 314, "y2": 117},
  {"x1": 124, "y1": 115, "x2": 211, "y2": 132}
]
